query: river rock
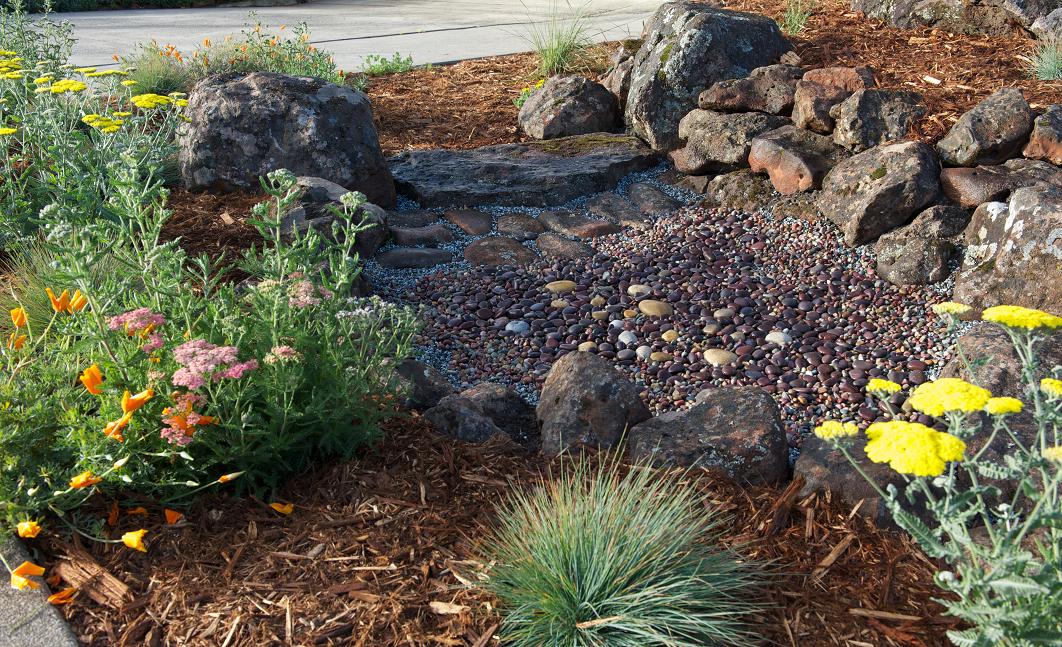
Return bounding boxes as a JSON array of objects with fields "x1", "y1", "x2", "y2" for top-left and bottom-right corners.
[
  {"x1": 535, "y1": 233, "x2": 594, "y2": 259},
  {"x1": 464, "y1": 237, "x2": 537, "y2": 266},
  {"x1": 937, "y1": 88, "x2": 1035, "y2": 167},
  {"x1": 537, "y1": 352, "x2": 652, "y2": 454},
  {"x1": 818, "y1": 141, "x2": 942, "y2": 246},
  {"x1": 180, "y1": 72, "x2": 395, "y2": 207},
  {"x1": 830, "y1": 89, "x2": 927, "y2": 152},
  {"x1": 389, "y1": 134, "x2": 657, "y2": 207},
  {"x1": 625, "y1": 2, "x2": 793, "y2": 150},
  {"x1": 517, "y1": 75, "x2": 621, "y2": 140},
  {"x1": 697, "y1": 63, "x2": 804, "y2": 115},
  {"x1": 629, "y1": 386, "x2": 787, "y2": 484}
]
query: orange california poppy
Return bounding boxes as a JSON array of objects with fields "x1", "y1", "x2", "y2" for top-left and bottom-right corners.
[
  {"x1": 217, "y1": 472, "x2": 243, "y2": 483},
  {"x1": 269, "y1": 502, "x2": 294, "y2": 515},
  {"x1": 125, "y1": 506, "x2": 148, "y2": 516},
  {"x1": 164, "y1": 509, "x2": 184, "y2": 525},
  {"x1": 103, "y1": 412, "x2": 133, "y2": 443},
  {"x1": 122, "y1": 529, "x2": 148, "y2": 552},
  {"x1": 10, "y1": 561, "x2": 44, "y2": 590},
  {"x1": 9, "y1": 307, "x2": 26, "y2": 328},
  {"x1": 45, "y1": 287, "x2": 70, "y2": 313},
  {"x1": 7, "y1": 333, "x2": 26, "y2": 350},
  {"x1": 15, "y1": 520, "x2": 40, "y2": 539},
  {"x1": 69, "y1": 471, "x2": 101, "y2": 489},
  {"x1": 121, "y1": 388, "x2": 154, "y2": 414},
  {"x1": 47, "y1": 587, "x2": 77, "y2": 605},
  {"x1": 79, "y1": 364, "x2": 103, "y2": 395},
  {"x1": 66, "y1": 290, "x2": 88, "y2": 313}
]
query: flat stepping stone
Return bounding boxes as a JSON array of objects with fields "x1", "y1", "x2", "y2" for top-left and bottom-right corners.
[
  {"x1": 627, "y1": 182, "x2": 681, "y2": 214},
  {"x1": 389, "y1": 223, "x2": 455, "y2": 246},
  {"x1": 464, "y1": 236, "x2": 536, "y2": 266},
  {"x1": 496, "y1": 213, "x2": 545, "y2": 240},
  {"x1": 387, "y1": 210, "x2": 438, "y2": 229},
  {"x1": 376, "y1": 247, "x2": 453, "y2": 269},
  {"x1": 443, "y1": 209, "x2": 492, "y2": 235},
  {"x1": 539, "y1": 211, "x2": 621, "y2": 239},
  {"x1": 388, "y1": 133, "x2": 658, "y2": 207},
  {"x1": 586, "y1": 192, "x2": 649, "y2": 228},
  {"x1": 536, "y1": 232, "x2": 593, "y2": 259}
]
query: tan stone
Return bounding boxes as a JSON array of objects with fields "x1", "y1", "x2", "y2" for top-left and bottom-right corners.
[
  {"x1": 649, "y1": 351, "x2": 672, "y2": 363},
  {"x1": 551, "y1": 299, "x2": 569, "y2": 308},
  {"x1": 578, "y1": 341, "x2": 598, "y2": 352},
  {"x1": 661, "y1": 329, "x2": 679, "y2": 343},
  {"x1": 638, "y1": 299, "x2": 674, "y2": 317},
  {"x1": 545, "y1": 280, "x2": 577, "y2": 293}
]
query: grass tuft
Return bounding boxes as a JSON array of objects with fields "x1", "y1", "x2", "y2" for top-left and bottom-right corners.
[
  {"x1": 482, "y1": 458, "x2": 766, "y2": 647},
  {"x1": 780, "y1": 0, "x2": 812, "y2": 35},
  {"x1": 522, "y1": 0, "x2": 594, "y2": 77},
  {"x1": 1032, "y1": 39, "x2": 1062, "y2": 81}
]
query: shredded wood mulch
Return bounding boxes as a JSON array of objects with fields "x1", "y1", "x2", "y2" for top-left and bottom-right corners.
[
  {"x1": 39, "y1": 415, "x2": 954, "y2": 646},
  {"x1": 161, "y1": 189, "x2": 265, "y2": 260}
]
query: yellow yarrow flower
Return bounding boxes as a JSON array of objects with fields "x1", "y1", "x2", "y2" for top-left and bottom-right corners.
[
  {"x1": 981, "y1": 305, "x2": 1062, "y2": 330},
  {"x1": 0, "y1": 127, "x2": 16, "y2": 136},
  {"x1": 1043, "y1": 446, "x2": 1062, "y2": 463},
  {"x1": 865, "y1": 420, "x2": 966, "y2": 477},
  {"x1": 1042, "y1": 378, "x2": 1062, "y2": 400},
  {"x1": 48, "y1": 79, "x2": 87, "y2": 94},
  {"x1": 813, "y1": 420, "x2": 859, "y2": 441},
  {"x1": 32, "y1": 75, "x2": 53, "y2": 85},
  {"x1": 130, "y1": 93, "x2": 172, "y2": 109},
  {"x1": 72, "y1": 66, "x2": 96, "y2": 74},
  {"x1": 121, "y1": 79, "x2": 137, "y2": 86},
  {"x1": 867, "y1": 378, "x2": 902, "y2": 395},
  {"x1": 908, "y1": 378, "x2": 992, "y2": 417},
  {"x1": 931, "y1": 302, "x2": 971, "y2": 316},
  {"x1": 984, "y1": 397, "x2": 1023, "y2": 416}
]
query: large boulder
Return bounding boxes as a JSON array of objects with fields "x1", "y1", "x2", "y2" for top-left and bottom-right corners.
[
  {"x1": 817, "y1": 141, "x2": 942, "y2": 246},
  {"x1": 395, "y1": 359, "x2": 454, "y2": 410},
  {"x1": 953, "y1": 185, "x2": 1062, "y2": 314},
  {"x1": 669, "y1": 109, "x2": 788, "y2": 174},
  {"x1": 830, "y1": 89, "x2": 927, "y2": 152},
  {"x1": 1032, "y1": 8, "x2": 1062, "y2": 39},
  {"x1": 517, "y1": 75, "x2": 620, "y2": 140},
  {"x1": 1023, "y1": 104, "x2": 1062, "y2": 166},
  {"x1": 697, "y1": 63, "x2": 804, "y2": 115},
  {"x1": 795, "y1": 434, "x2": 906, "y2": 526},
  {"x1": 791, "y1": 66, "x2": 876, "y2": 134},
  {"x1": 625, "y1": 2, "x2": 792, "y2": 150},
  {"x1": 425, "y1": 382, "x2": 539, "y2": 448},
  {"x1": 873, "y1": 205, "x2": 970, "y2": 285},
  {"x1": 748, "y1": 125, "x2": 850, "y2": 194},
  {"x1": 537, "y1": 352, "x2": 651, "y2": 455},
  {"x1": 851, "y1": 0, "x2": 1062, "y2": 36},
  {"x1": 388, "y1": 134, "x2": 657, "y2": 207},
  {"x1": 701, "y1": 170, "x2": 778, "y2": 212},
  {"x1": 628, "y1": 387, "x2": 788, "y2": 484},
  {"x1": 937, "y1": 89, "x2": 1035, "y2": 167},
  {"x1": 180, "y1": 72, "x2": 395, "y2": 207}
]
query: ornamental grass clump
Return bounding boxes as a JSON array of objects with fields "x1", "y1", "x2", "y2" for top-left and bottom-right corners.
[
  {"x1": 816, "y1": 302, "x2": 1062, "y2": 645},
  {"x1": 482, "y1": 459, "x2": 765, "y2": 647}
]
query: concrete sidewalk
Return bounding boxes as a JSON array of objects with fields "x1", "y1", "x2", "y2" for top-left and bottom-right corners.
[{"x1": 39, "y1": 0, "x2": 662, "y2": 69}]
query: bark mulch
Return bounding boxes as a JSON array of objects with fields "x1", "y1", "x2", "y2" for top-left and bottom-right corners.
[
  {"x1": 41, "y1": 415, "x2": 955, "y2": 646},
  {"x1": 161, "y1": 189, "x2": 266, "y2": 260},
  {"x1": 367, "y1": 0, "x2": 1061, "y2": 155}
]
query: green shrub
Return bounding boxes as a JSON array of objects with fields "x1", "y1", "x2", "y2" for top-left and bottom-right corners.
[
  {"x1": 818, "y1": 302, "x2": 1062, "y2": 645},
  {"x1": 522, "y1": 0, "x2": 593, "y2": 77},
  {"x1": 123, "y1": 20, "x2": 343, "y2": 95},
  {"x1": 361, "y1": 52, "x2": 415, "y2": 76},
  {"x1": 482, "y1": 459, "x2": 765, "y2": 647},
  {"x1": 1032, "y1": 39, "x2": 1062, "y2": 81},
  {"x1": 780, "y1": 0, "x2": 812, "y2": 35}
]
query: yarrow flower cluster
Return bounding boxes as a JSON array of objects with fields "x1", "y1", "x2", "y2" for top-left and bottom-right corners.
[
  {"x1": 160, "y1": 393, "x2": 215, "y2": 446},
  {"x1": 108, "y1": 308, "x2": 165, "y2": 353},
  {"x1": 981, "y1": 305, "x2": 1062, "y2": 330},
  {"x1": 172, "y1": 339, "x2": 257, "y2": 390},
  {"x1": 813, "y1": 420, "x2": 859, "y2": 440},
  {"x1": 931, "y1": 302, "x2": 972, "y2": 317},
  {"x1": 984, "y1": 397, "x2": 1023, "y2": 416},
  {"x1": 1042, "y1": 378, "x2": 1062, "y2": 400},
  {"x1": 908, "y1": 378, "x2": 992, "y2": 417},
  {"x1": 867, "y1": 378, "x2": 902, "y2": 395},
  {"x1": 264, "y1": 345, "x2": 302, "y2": 365},
  {"x1": 864, "y1": 420, "x2": 966, "y2": 477},
  {"x1": 287, "y1": 279, "x2": 332, "y2": 309}
]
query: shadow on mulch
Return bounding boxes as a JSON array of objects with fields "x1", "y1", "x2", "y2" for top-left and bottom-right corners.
[
  {"x1": 161, "y1": 189, "x2": 266, "y2": 262},
  {"x1": 40, "y1": 415, "x2": 956, "y2": 646},
  {"x1": 367, "y1": 0, "x2": 1060, "y2": 155}
]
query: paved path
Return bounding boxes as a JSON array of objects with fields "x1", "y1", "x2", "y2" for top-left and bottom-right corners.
[{"x1": 39, "y1": 0, "x2": 662, "y2": 69}]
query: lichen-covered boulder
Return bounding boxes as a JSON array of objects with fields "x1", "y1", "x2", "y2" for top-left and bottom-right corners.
[
  {"x1": 625, "y1": 2, "x2": 792, "y2": 150},
  {"x1": 817, "y1": 141, "x2": 942, "y2": 246},
  {"x1": 1032, "y1": 8, "x2": 1062, "y2": 39},
  {"x1": 851, "y1": 0, "x2": 1061, "y2": 36},
  {"x1": 830, "y1": 89, "x2": 927, "y2": 152},
  {"x1": 701, "y1": 170, "x2": 778, "y2": 212},
  {"x1": 697, "y1": 63, "x2": 804, "y2": 115},
  {"x1": 669, "y1": 109, "x2": 788, "y2": 174},
  {"x1": 628, "y1": 386, "x2": 788, "y2": 484},
  {"x1": 937, "y1": 88, "x2": 1035, "y2": 167},
  {"x1": 1023, "y1": 104, "x2": 1062, "y2": 166},
  {"x1": 537, "y1": 352, "x2": 651, "y2": 454},
  {"x1": 748, "y1": 125, "x2": 850, "y2": 194},
  {"x1": 180, "y1": 72, "x2": 395, "y2": 207},
  {"x1": 953, "y1": 185, "x2": 1062, "y2": 314},
  {"x1": 517, "y1": 75, "x2": 620, "y2": 140}
]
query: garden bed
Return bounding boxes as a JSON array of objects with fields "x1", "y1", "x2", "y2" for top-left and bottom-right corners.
[{"x1": 40, "y1": 415, "x2": 953, "y2": 646}]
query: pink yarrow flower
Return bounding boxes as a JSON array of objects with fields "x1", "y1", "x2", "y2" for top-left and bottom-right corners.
[
  {"x1": 108, "y1": 308, "x2": 165, "y2": 334},
  {"x1": 172, "y1": 339, "x2": 257, "y2": 390}
]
